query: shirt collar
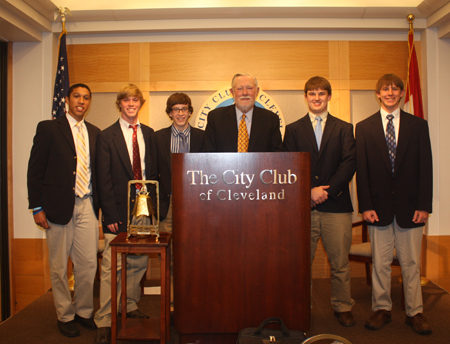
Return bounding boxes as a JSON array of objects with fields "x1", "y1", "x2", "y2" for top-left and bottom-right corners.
[
  {"x1": 308, "y1": 111, "x2": 328, "y2": 123},
  {"x1": 235, "y1": 106, "x2": 254, "y2": 121},
  {"x1": 120, "y1": 117, "x2": 140, "y2": 129},
  {"x1": 171, "y1": 124, "x2": 191, "y2": 136},
  {"x1": 380, "y1": 106, "x2": 401, "y2": 120},
  {"x1": 66, "y1": 113, "x2": 84, "y2": 128}
]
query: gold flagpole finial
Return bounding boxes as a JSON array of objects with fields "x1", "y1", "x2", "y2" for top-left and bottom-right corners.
[
  {"x1": 407, "y1": 14, "x2": 415, "y2": 32},
  {"x1": 54, "y1": 7, "x2": 72, "y2": 32}
]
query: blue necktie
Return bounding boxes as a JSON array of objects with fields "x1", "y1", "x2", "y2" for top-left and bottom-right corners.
[
  {"x1": 385, "y1": 114, "x2": 396, "y2": 175},
  {"x1": 314, "y1": 116, "x2": 323, "y2": 150}
]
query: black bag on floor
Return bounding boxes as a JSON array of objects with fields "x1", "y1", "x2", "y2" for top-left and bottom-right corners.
[{"x1": 236, "y1": 317, "x2": 307, "y2": 344}]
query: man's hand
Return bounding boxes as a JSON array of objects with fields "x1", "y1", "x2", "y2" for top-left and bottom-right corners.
[
  {"x1": 362, "y1": 210, "x2": 379, "y2": 223},
  {"x1": 34, "y1": 211, "x2": 50, "y2": 229},
  {"x1": 311, "y1": 185, "x2": 330, "y2": 207},
  {"x1": 107, "y1": 222, "x2": 121, "y2": 233},
  {"x1": 413, "y1": 210, "x2": 429, "y2": 224}
]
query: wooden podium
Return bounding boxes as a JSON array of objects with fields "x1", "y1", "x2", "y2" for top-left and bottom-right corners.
[{"x1": 172, "y1": 152, "x2": 311, "y2": 343}]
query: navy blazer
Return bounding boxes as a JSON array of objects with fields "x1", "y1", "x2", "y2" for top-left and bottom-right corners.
[
  {"x1": 356, "y1": 110, "x2": 432, "y2": 228},
  {"x1": 284, "y1": 113, "x2": 355, "y2": 213},
  {"x1": 151, "y1": 125, "x2": 204, "y2": 220},
  {"x1": 96, "y1": 120, "x2": 154, "y2": 234},
  {"x1": 203, "y1": 104, "x2": 283, "y2": 152},
  {"x1": 27, "y1": 115, "x2": 100, "y2": 225}
]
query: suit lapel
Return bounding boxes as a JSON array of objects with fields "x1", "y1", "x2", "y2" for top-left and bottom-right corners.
[
  {"x1": 395, "y1": 110, "x2": 412, "y2": 173},
  {"x1": 190, "y1": 127, "x2": 203, "y2": 152},
  {"x1": 226, "y1": 106, "x2": 239, "y2": 151},
  {"x1": 300, "y1": 114, "x2": 318, "y2": 153},
  {"x1": 86, "y1": 122, "x2": 96, "y2": 165},
  {"x1": 141, "y1": 124, "x2": 154, "y2": 175},
  {"x1": 248, "y1": 107, "x2": 263, "y2": 151},
  {"x1": 111, "y1": 120, "x2": 133, "y2": 178},
  {"x1": 161, "y1": 127, "x2": 172, "y2": 169},
  {"x1": 58, "y1": 116, "x2": 76, "y2": 154},
  {"x1": 319, "y1": 114, "x2": 336, "y2": 157},
  {"x1": 370, "y1": 112, "x2": 392, "y2": 174}
]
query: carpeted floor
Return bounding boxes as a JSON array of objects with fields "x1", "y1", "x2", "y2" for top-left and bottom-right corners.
[{"x1": 1, "y1": 277, "x2": 449, "y2": 343}]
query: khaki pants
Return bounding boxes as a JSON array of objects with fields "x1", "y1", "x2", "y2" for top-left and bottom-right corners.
[
  {"x1": 369, "y1": 218, "x2": 423, "y2": 317},
  {"x1": 311, "y1": 210, "x2": 354, "y2": 313},
  {"x1": 46, "y1": 196, "x2": 98, "y2": 322},
  {"x1": 94, "y1": 233, "x2": 148, "y2": 328}
]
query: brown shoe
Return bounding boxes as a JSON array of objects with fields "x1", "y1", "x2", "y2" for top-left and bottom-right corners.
[
  {"x1": 334, "y1": 311, "x2": 356, "y2": 327},
  {"x1": 365, "y1": 310, "x2": 392, "y2": 330},
  {"x1": 95, "y1": 327, "x2": 111, "y2": 344},
  {"x1": 405, "y1": 313, "x2": 432, "y2": 335},
  {"x1": 126, "y1": 309, "x2": 150, "y2": 319}
]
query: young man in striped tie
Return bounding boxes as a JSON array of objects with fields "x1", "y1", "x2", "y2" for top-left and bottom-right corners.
[
  {"x1": 356, "y1": 74, "x2": 433, "y2": 334},
  {"x1": 27, "y1": 83, "x2": 100, "y2": 337}
]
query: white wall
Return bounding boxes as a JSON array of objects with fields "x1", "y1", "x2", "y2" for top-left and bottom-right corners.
[{"x1": 13, "y1": 33, "x2": 54, "y2": 238}]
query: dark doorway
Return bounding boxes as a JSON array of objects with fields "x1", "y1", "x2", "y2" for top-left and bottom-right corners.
[{"x1": 0, "y1": 41, "x2": 11, "y2": 321}]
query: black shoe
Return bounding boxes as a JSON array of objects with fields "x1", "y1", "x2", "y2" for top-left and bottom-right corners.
[
  {"x1": 57, "y1": 320, "x2": 80, "y2": 337},
  {"x1": 75, "y1": 314, "x2": 97, "y2": 330},
  {"x1": 126, "y1": 309, "x2": 150, "y2": 318},
  {"x1": 95, "y1": 327, "x2": 111, "y2": 344}
]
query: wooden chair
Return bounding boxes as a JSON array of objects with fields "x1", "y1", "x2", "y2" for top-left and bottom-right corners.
[{"x1": 349, "y1": 221, "x2": 404, "y2": 309}]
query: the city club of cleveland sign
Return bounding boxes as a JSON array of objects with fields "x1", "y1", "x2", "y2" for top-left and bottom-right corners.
[{"x1": 194, "y1": 87, "x2": 285, "y2": 137}]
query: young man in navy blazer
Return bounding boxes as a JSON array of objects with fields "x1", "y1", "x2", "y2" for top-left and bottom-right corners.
[
  {"x1": 284, "y1": 76, "x2": 356, "y2": 327},
  {"x1": 151, "y1": 92, "x2": 204, "y2": 232},
  {"x1": 27, "y1": 83, "x2": 100, "y2": 337},
  {"x1": 151, "y1": 93, "x2": 204, "y2": 311},
  {"x1": 356, "y1": 74, "x2": 433, "y2": 334},
  {"x1": 94, "y1": 84, "x2": 155, "y2": 344}
]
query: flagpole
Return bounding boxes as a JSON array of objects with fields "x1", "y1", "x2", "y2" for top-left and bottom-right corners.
[
  {"x1": 404, "y1": 13, "x2": 424, "y2": 119},
  {"x1": 403, "y1": 16, "x2": 429, "y2": 287},
  {"x1": 406, "y1": 14, "x2": 414, "y2": 92},
  {"x1": 54, "y1": 7, "x2": 71, "y2": 33},
  {"x1": 52, "y1": 7, "x2": 71, "y2": 119}
]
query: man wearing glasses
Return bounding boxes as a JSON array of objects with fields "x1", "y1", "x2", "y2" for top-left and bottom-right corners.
[
  {"x1": 203, "y1": 73, "x2": 282, "y2": 152},
  {"x1": 151, "y1": 93, "x2": 204, "y2": 314},
  {"x1": 151, "y1": 92, "x2": 204, "y2": 234}
]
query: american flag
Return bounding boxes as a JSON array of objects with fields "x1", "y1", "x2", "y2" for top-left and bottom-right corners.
[
  {"x1": 52, "y1": 31, "x2": 69, "y2": 119},
  {"x1": 404, "y1": 28, "x2": 424, "y2": 119}
]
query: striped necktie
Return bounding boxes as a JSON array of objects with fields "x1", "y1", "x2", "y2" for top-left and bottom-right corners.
[
  {"x1": 238, "y1": 114, "x2": 249, "y2": 152},
  {"x1": 75, "y1": 122, "x2": 89, "y2": 197},
  {"x1": 385, "y1": 114, "x2": 396, "y2": 175},
  {"x1": 178, "y1": 132, "x2": 189, "y2": 153},
  {"x1": 129, "y1": 124, "x2": 142, "y2": 189}
]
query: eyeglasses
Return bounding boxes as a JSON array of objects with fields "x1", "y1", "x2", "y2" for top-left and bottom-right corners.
[{"x1": 172, "y1": 107, "x2": 189, "y2": 114}]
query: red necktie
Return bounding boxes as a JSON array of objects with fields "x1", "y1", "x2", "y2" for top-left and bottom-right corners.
[{"x1": 129, "y1": 124, "x2": 142, "y2": 189}]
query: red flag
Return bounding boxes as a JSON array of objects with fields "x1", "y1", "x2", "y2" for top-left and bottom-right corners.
[{"x1": 404, "y1": 29, "x2": 424, "y2": 118}]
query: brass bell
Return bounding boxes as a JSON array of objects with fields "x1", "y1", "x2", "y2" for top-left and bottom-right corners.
[{"x1": 132, "y1": 187, "x2": 155, "y2": 218}]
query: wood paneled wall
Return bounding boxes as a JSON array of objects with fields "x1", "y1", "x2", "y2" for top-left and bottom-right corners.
[{"x1": 12, "y1": 40, "x2": 433, "y2": 313}]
